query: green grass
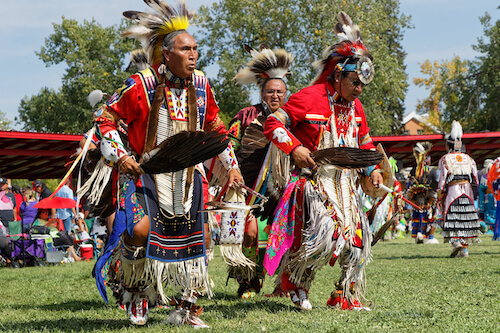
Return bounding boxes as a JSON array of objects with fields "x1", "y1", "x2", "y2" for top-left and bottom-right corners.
[{"x1": 1, "y1": 235, "x2": 499, "y2": 332}]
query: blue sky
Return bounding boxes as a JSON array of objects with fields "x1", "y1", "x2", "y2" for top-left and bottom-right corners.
[{"x1": 1, "y1": 0, "x2": 498, "y2": 130}]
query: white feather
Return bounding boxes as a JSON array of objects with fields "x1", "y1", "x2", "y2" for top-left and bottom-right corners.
[
  {"x1": 265, "y1": 68, "x2": 289, "y2": 79},
  {"x1": 259, "y1": 49, "x2": 277, "y2": 65},
  {"x1": 233, "y1": 68, "x2": 256, "y2": 85},
  {"x1": 415, "y1": 142, "x2": 425, "y2": 154},
  {"x1": 450, "y1": 120, "x2": 463, "y2": 141},
  {"x1": 87, "y1": 90, "x2": 104, "y2": 107},
  {"x1": 123, "y1": 25, "x2": 151, "y2": 39}
]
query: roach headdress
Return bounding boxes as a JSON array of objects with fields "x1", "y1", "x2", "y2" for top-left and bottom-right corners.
[
  {"x1": 312, "y1": 12, "x2": 374, "y2": 85},
  {"x1": 234, "y1": 44, "x2": 294, "y2": 88},
  {"x1": 122, "y1": 0, "x2": 194, "y2": 65}
]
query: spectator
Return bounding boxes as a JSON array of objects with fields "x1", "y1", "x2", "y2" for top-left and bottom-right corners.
[
  {"x1": 32, "y1": 209, "x2": 81, "y2": 262},
  {"x1": 0, "y1": 221, "x2": 12, "y2": 262},
  {"x1": 12, "y1": 185, "x2": 23, "y2": 221},
  {"x1": 5, "y1": 184, "x2": 17, "y2": 221},
  {"x1": 0, "y1": 178, "x2": 15, "y2": 233},
  {"x1": 74, "y1": 213, "x2": 90, "y2": 242},
  {"x1": 33, "y1": 180, "x2": 52, "y2": 200},
  {"x1": 54, "y1": 179, "x2": 76, "y2": 233},
  {"x1": 19, "y1": 189, "x2": 38, "y2": 232}
]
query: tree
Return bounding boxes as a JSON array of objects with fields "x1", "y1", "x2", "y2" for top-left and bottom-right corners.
[
  {"x1": 16, "y1": 18, "x2": 139, "y2": 133},
  {"x1": 0, "y1": 110, "x2": 12, "y2": 130},
  {"x1": 413, "y1": 11, "x2": 500, "y2": 133},
  {"x1": 472, "y1": 12, "x2": 500, "y2": 131},
  {"x1": 413, "y1": 57, "x2": 473, "y2": 133},
  {"x1": 195, "y1": 0, "x2": 411, "y2": 135}
]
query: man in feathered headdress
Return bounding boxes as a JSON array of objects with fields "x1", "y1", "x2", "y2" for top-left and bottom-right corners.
[
  {"x1": 262, "y1": 12, "x2": 382, "y2": 311},
  {"x1": 226, "y1": 44, "x2": 293, "y2": 299},
  {"x1": 89, "y1": 0, "x2": 242, "y2": 328},
  {"x1": 407, "y1": 142, "x2": 439, "y2": 244},
  {"x1": 437, "y1": 121, "x2": 480, "y2": 257}
]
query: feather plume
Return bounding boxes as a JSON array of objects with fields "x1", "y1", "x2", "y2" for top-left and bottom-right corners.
[
  {"x1": 312, "y1": 11, "x2": 372, "y2": 85},
  {"x1": 140, "y1": 131, "x2": 229, "y2": 174},
  {"x1": 450, "y1": 120, "x2": 463, "y2": 141},
  {"x1": 130, "y1": 49, "x2": 150, "y2": 71},
  {"x1": 87, "y1": 90, "x2": 105, "y2": 108},
  {"x1": 122, "y1": 0, "x2": 194, "y2": 65},
  {"x1": 334, "y1": 12, "x2": 362, "y2": 43},
  {"x1": 311, "y1": 147, "x2": 383, "y2": 169},
  {"x1": 234, "y1": 44, "x2": 293, "y2": 87}
]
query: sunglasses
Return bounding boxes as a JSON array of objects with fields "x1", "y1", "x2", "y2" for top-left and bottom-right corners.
[
  {"x1": 345, "y1": 76, "x2": 366, "y2": 88},
  {"x1": 263, "y1": 89, "x2": 286, "y2": 97}
]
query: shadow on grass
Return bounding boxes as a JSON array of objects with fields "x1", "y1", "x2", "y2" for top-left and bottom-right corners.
[
  {"x1": 204, "y1": 292, "x2": 299, "y2": 319},
  {"x1": 5, "y1": 318, "x2": 130, "y2": 332},
  {"x1": 9, "y1": 300, "x2": 107, "y2": 312},
  {"x1": 377, "y1": 254, "x2": 444, "y2": 260}
]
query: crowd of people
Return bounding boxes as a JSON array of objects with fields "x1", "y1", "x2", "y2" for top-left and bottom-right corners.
[
  {"x1": 1, "y1": 0, "x2": 499, "y2": 330},
  {"x1": 0, "y1": 178, "x2": 97, "y2": 266}
]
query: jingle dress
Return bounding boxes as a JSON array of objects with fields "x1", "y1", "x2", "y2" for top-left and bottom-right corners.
[{"x1": 437, "y1": 151, "x2": 480, "y2": 244}]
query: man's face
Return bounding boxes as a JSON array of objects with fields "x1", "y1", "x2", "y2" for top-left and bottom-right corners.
[
  {"x1": 0, "y1": 183, "x2": 7, "y2": 191},
  {"x1": 163, "y1": 33, "x2": 198, "y2": 79},
  {"x1": 336, "y1": 71, "x2": 365, "y2": 102},
  {"x1": 34, "y1": 185, "x2": 42, "y2": 194},
  {"x1": 261, "y1": 79, "x2": 287, "y2": 112}
]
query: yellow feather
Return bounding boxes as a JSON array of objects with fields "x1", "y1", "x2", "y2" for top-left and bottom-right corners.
[{"x1": 158, "y1": 16, "x2": 190, "y2": 35}]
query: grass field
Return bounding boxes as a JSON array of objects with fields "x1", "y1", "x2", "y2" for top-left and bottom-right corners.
[{"x1": 1, "y1": 235, "x2": 499, "y2": 332}]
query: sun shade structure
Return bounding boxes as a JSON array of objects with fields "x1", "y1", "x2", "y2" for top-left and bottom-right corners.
[
  {"x1": 1, "y1": 130, "x2": 500, "y2": 180},
  {"x1": 372, "y1": 132, "x2": 500, "y2": 168},
  {"x1": 0, "y1": 130, "x2": 82, "y2": 179}
]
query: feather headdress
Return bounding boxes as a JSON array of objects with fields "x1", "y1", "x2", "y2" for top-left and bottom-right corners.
[
  {"x1": 447, "y1": 120, "x2": 463, "y2": 151},
  {"x1": 234, "y1": 44, "x2": 294, "y2": 88},
  {"x1": 312, "y1": 12, "x2": 374, "y2": 85},
  {"x1": 413, "y1": 141, "x2": 432, "y2": 180},
  {"x1": 122, "y1": 0, "x2": 194, "y2": 65}
]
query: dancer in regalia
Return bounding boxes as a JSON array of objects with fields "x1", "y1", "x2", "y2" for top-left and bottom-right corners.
[
  {"x1": 262, "y1": 12, "x2": 382, "y2": 311},
  {"x1": 437, "y1": 121, "x2": 480, "y2": 257},
  {"x1": 86, "y1": 0, "x2": 242, "y2": 328},
  {"x1": 478, "y1": 159, "x2": 496, "y2": 235},
  {"x1": 408, "y1": 142, "x2": 439, "y2": 244},
  {"x1": 226, "y1": 44, "x2": 293, "y2": 299}
]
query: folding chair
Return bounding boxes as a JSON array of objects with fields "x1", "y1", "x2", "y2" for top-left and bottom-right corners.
[
  {"x1": 90, "y1": 220, "x2": 107, "y2": 259},
  {"x1": 8, "y1": 220, "x2": 45, "y2": 267}
]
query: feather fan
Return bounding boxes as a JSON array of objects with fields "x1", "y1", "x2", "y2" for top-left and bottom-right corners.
[
  {"x1": 140, "y1": 131, "x2": 229, "y2": 174},
  {"x1": 311, "y1": 147, "x2": 383, "y2": 168}
]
